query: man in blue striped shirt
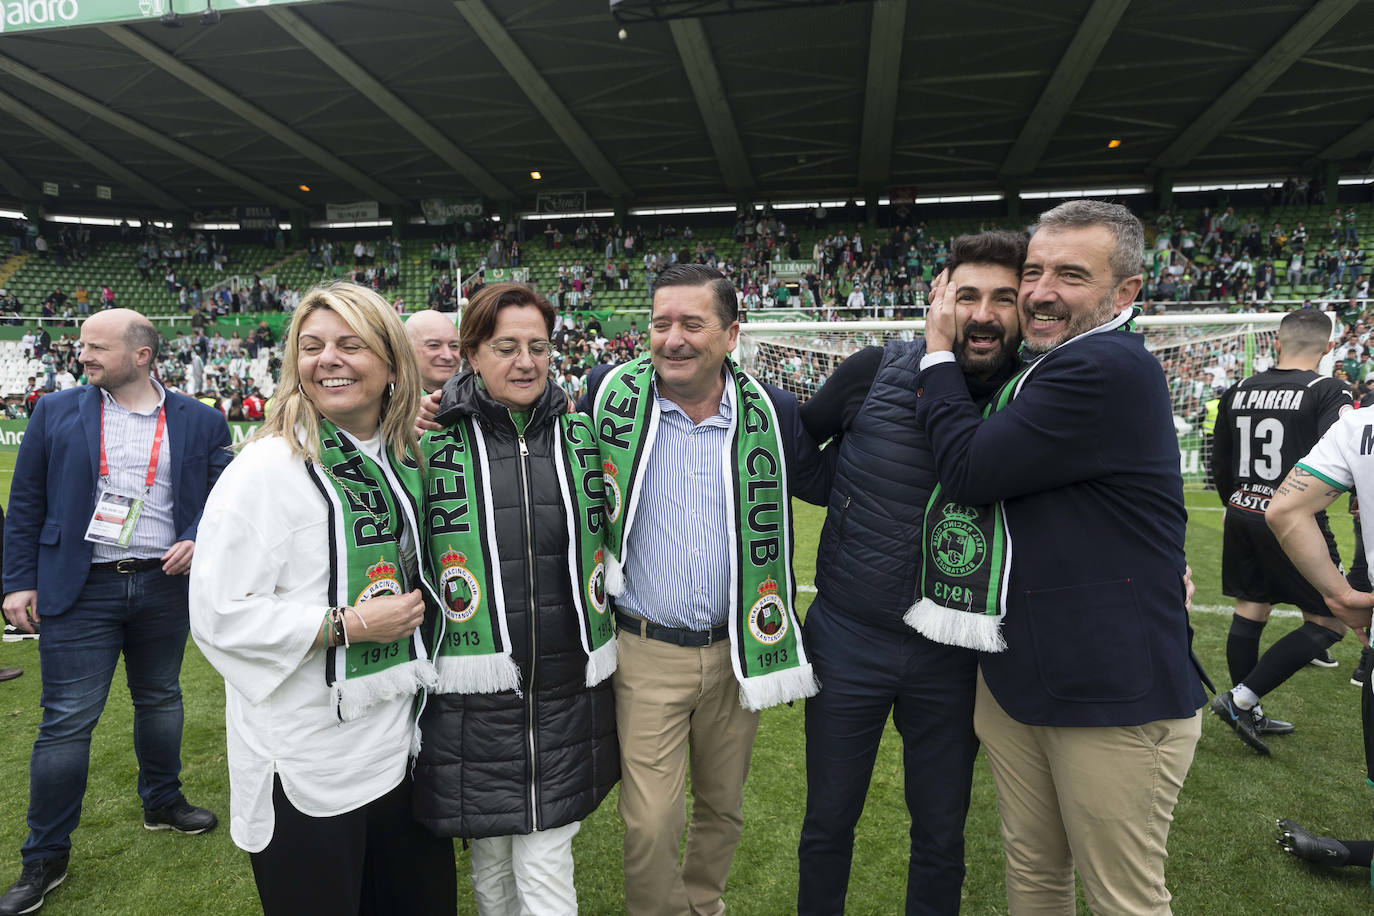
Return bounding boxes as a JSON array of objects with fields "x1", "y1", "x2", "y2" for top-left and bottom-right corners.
[{"x1": 580, "y1": 263, "x2": 828, "y2": 916}]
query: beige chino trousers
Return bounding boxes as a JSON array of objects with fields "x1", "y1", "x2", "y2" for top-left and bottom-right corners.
[
  {"x1": 614, "y1": 630, "x2": 760, "y2": 916},
  {"x1": 974, "y1": 669, "x2": 1202, "y2": 916}
]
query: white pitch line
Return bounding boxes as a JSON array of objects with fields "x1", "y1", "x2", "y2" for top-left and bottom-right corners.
[
  {"x1": 1192, "y1": 602, "x2": 1300, "y2": 618},
  {"x1": 797, "y1": 587, "x2": 1301, "y2": 620}
]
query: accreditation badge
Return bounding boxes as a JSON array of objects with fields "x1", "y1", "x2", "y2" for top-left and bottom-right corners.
[{"x1": 84, "y1": 490, "x2": 145, "y2": 547}]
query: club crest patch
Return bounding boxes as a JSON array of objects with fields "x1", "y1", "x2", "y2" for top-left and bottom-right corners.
[
  {"x1": 356, "y1": 556, "x2": 402, "y2": 604},
  {"x1": 587, "y1": 548, "x2": 608, "y2": 615},
  {"x1": 748, "y1": 577, "x2": 788, "y2": 645},
  {"x1": 439, "y1": 546, "x2": 480, "y2": 623},
  {"x1": 930, "y1": 504, "x2": 986, "y2": 578},
  {"x1": 602, "y1": 459, "x2": 623, "y2": 523}
]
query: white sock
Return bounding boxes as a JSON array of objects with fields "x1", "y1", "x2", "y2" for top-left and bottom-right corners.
[{"x1": 1232, "y1": 684, "x2": 1260, "y2": 710}]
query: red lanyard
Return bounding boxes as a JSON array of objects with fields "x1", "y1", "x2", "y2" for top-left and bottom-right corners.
[{"x1": 99, "y1": 400, "x2": 166, "y2": 493}]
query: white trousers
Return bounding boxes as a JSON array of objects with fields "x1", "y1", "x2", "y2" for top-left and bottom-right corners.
[{"x1": 470, "y1": 820, "x2": 581, "y2": 916}]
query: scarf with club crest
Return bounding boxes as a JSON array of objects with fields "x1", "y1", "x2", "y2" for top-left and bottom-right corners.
[
  {"x1": 906, "y1": 307, "x2": 1141, "y2": 651},
  {"x1": 593, "y1": 354, "x2": 817, "y2": 711},
  {"x1": 420, "y1": 411, "x2": 616, "y2": 694},
  {"x1": 306, "y1": 421, "x2": 437, "y2": 721}
]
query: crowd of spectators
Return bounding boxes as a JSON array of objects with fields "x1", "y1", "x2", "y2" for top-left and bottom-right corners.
[
  {"x1": 156, "y1": 323, "x2": 279, "y2": 408},
  {"x1": 548, "y1": 311, "x2": 646, "y2": 400},
  {"x1": 1141, "y1": 197, "x2": 1366, "y2": 310},
  {"x1": 471, "y1": 208, "x2": 982, "y2": 321},
  {"x1": 10, "y1": 222, "x2": 97, "y2": 266},
  {"x1": 1153, "y1": 296, "x2": 1374, "y2": 439}
]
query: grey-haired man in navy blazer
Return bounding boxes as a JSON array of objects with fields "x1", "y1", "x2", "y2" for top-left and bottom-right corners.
[{"x1": 916, "y1": 201, "x2": 1208, "y2": 915}]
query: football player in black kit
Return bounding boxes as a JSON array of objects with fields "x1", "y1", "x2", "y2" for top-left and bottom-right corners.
[{"x1": 1210, "y1": 308, "x2": 1354, "y2": 755}]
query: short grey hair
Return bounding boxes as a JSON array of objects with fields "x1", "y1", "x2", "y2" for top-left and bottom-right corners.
[{"x1": 1034, "y1": 200, "x2": 1145, "y2": 283}]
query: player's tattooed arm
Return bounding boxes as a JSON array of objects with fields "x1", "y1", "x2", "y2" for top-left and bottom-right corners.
[
  {"x1": 1267, "y1": 466, "x2": 1371, "y2": 645},
  {"x1": 1274, "y1": 467, "x2": 1344, "y2": 502}
]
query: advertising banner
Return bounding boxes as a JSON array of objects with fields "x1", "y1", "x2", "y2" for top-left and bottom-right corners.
[
  {"x1": 192, "y1": 208, "x2": 237, "y2": 223},
  {"x1": 485, "y1": 268, "x2": 530, "y2": 284},
  {"x1": 0, "y1": 0, "x2": 324, "y2": 36},
  {"x1": 238, "y1": 205, "x2": 278, "y2": 229},
  {"x1": 769, "y1": 260, "x2": 814, "y2": 278},
  {"x1": 536, "y1": 191, "x2": 587, "y2": 214},
  {"x1": 325, "y1": 200, "x2": 379, "y2": 222},
  {"x1": 420, "y1": 197, "x2": 484, "y2": 225}
]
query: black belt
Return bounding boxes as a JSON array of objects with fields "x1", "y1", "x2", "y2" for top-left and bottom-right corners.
[
  {"x1": 614, "y1": 608, "x2": 729, "y2": 647},
  {"x1": 90, "y1": 558, "x2": 163, "y2": 574}
]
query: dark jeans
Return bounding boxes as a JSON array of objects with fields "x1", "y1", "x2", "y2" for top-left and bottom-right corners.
[
  {"x1": 798, "y1": 598, "x2": 979, "y2": 915},
  {"x1": 22, "y1": 567, "x2": 190, "y2": 864},
  {"x1": 251, "y1": 776, "x2": 456, "y2": 916}
]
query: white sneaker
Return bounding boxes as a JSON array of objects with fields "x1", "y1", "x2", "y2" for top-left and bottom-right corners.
[
  {"x1": 1308, "y1": 649, "x2": 1338, "y2": 668},
  {"x1": 2, "y1": 625, "x2": 37, "y2": 643}
]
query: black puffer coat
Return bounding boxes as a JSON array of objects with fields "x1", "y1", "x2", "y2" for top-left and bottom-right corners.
[{"x1": 412, "y1": 371, "x2": 619, "y2": 838}]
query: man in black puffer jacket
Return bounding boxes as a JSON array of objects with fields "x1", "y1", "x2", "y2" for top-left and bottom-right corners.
[{"x1": 796, "y1": 231, "x2": 1026, "y2": 915}]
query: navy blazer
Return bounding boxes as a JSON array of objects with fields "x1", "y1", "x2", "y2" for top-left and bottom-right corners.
[
  {"x1": 577, "y1": 360, "x2": 830, "y2": 506},
  {"x1": 3, "y1": 384, "x2": 233, "y2": 618},
  {"x1": 915, "y1": 328, "x2": 1208, "y2": 728}
]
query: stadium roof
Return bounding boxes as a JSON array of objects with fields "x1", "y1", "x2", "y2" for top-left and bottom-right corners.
[{"x1": 3, "y1": 0, "x2": 1374, "y2": 218}]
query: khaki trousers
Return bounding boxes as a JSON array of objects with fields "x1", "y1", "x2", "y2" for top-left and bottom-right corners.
[
  {"x1": 614, "y1": 630, "x2": 760, "y2": 916},
  {"x1": 974, "y1": 669, "x2": 1201, "y2": 916}
]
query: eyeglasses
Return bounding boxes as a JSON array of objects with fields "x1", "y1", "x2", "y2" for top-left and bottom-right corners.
[{"x1": 487, "y1": 339, "x2": 553, "y2": 360}]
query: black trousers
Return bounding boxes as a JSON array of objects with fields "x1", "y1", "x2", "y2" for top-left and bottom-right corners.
[
  {"x1": 250, "y1": 776, "x2": 455, "y2": 916},
  {"x1": 797, "y1": 597, "x2": 980, "y2": 915}
]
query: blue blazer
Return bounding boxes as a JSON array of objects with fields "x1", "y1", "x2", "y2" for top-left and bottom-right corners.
[
  {"x1": 3, "y1": 385, "x2": 232, "y2": 618},
  {"x1": 915, "y1": 329, "x2": 1209, "y2": 727}
]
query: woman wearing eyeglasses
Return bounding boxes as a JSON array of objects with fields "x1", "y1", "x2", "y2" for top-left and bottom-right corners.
[{"x1": 413, "y1": 282, "x2": 618, "y2": 914}]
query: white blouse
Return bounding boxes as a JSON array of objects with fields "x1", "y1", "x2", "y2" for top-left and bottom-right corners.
[{"x1": 189, "y1": 433, "x2": 417, "y2": 852}]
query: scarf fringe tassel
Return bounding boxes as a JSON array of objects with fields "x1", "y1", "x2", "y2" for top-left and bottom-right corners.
[
  {"x1": 905, "y1": 598, "x2": 1007, "y2": 653},
  {"x1": 583, "y1": 636, "x2": 618, "y2": 687},
  {"x1": 737, "y1": 662, "x2": 819, "y2": 712},
  {"x1": 605, "y1": 554, "x2": 626, "y2": 597},
  {"x1": 432, "y1": 653, "x2": 521, "y2": 695},
  {"x1": 336, "y1": 659, "x2": 438, "y2": 722}
]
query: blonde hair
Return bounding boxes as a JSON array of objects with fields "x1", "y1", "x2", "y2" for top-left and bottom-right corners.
[{"x1": 252, "y1": 281, "x2": 422, "y2": 465}]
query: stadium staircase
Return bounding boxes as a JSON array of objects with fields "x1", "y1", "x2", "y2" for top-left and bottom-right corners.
[{"x1": 0, "y1": 253, "x2": 29, "y2": 291}]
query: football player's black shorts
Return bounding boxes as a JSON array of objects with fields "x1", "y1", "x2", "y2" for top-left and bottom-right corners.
[{"x1": 1222, "y1": 512, "x2": 1339, "y2": 617}]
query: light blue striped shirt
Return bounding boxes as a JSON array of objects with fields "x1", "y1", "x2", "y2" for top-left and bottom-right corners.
[
  {"x1": 618, "y1": 379, "x2": 733, "y2": 629},
  {"x1": 91, "y1": 379, "x2": 176, "y2": 562}
]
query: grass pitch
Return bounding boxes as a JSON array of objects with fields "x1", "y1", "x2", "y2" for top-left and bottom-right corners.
[{"x1": 0, "y1": 447, "x2": 1370, "y2": 913}]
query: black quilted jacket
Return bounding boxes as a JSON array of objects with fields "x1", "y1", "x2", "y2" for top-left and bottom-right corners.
[{"x1": 412, "y1": 370, "x2": 619, "y2": 838}]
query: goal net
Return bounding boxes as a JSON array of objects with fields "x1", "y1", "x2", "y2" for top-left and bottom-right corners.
[{"x1": 736, "y1": 312, "x2": 1288, "y2": 485}]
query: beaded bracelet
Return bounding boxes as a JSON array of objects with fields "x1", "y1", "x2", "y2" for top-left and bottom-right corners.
[{"x1": 329, "y1": 606, "x2": 349, "y2": 648}]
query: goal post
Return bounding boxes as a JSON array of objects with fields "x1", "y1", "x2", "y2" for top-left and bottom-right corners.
[{"x1": 735, "y1": 312, "x2": 1290, "y2": 485}]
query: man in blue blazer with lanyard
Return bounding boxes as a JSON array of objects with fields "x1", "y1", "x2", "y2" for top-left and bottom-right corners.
[
  {"x1": 915, "y1": 201, "x2": 1208, "y2": 914},
  {"x1": 0, "y1": 309, "x2": 231, "y2": 916}
]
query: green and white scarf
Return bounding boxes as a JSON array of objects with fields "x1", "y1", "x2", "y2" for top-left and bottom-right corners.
[
  {"x1": 905, "y1": 367, "x2": 1026, "y2": 652},
  {"x1": 593, "y1": 354, "x2": 817, "y2": 711},
  {"x1": 307, "y1": 421, "x2": 438, "y2": 721},
  {"x1": 906, "y1": 307, "x2": 1140, "y2": 651},
  {"x1": 421, "y1": 412, "x2": 616, "y2": 694}
]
